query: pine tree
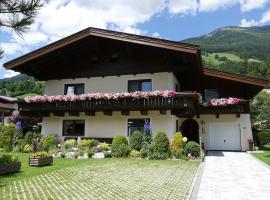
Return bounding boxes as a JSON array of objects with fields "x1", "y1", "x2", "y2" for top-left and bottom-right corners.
[{"x1": 0, "y1": 0, "x2": 43, "y2": 58}]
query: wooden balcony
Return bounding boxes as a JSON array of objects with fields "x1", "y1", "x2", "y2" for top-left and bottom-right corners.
[
  {"x1": 18, "y1": 93, "x2": 199, "y2": 117},
  {"x1": 199, "y1": 100, "x2": 250, "y2": 115}
]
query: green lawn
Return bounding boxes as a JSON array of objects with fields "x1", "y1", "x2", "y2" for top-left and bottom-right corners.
[
  {"x1": 0, "y1": 154, "x2": 200, "y2": 200},
  {"x1": 253, "y1": 144, "x2": 270, "y2": 166},
  {"x1": 0, "y1": 153, "x2": 93, "y2": 187}
]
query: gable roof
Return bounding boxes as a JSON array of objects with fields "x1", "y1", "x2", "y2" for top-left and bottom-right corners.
[{"x1": 4, "y1": 27, "x2": 201, "y2": 69}]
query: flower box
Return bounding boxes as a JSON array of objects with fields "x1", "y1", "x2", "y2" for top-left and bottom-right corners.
[
  {"x1": 29, "y1": 156, "x2": 53, "y2": 167},
  {"x1": 0, "y1": 162, "x2": 21, "y2": 174}
]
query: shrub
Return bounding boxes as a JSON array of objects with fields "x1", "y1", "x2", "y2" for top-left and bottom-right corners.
[
  {"x1": 130, "y1": 131, "x2": 143, "y2": 151},
  {"x1": 184, "y1": 141, "x2": 200, "y2": 158},
  {"x1": 23, "y1": 144, "x2": 33, "y2": 153},
  {"x1": 140, "y1": 145, "x2": 149, "y2": 158},
  {"x1": 80, "y1": 139, "x2": 91, "y2": 147},
  {"x1": 257, "y1": 130, "x2": 270, "y2": 147},
  {"x1": 24, "y1": 131, "x2": 34, "y2": 144},
  {"x1": 87, "y1": 149, "x2": 95, "y2": 157},
  {"x1": 43, "y1": 134, "x2": 58, "y2": 149},
  {"x1": 90, "y1": 139, "x2": 99, "y2": 147},
  {"x1": 0, "y1": 154, "x2": 18, "y2": 164},
  {"x1": 130, "y1": 150, "x2": 141, "y2": 158},
  {"x1": 171, "y1": 132, "x2": 185, "y2": 159},
  {"x1": 111, "y1": 135, "x2": 129, "y2": 157},
  {"x1": 13, "y1": 129, "x2": 24, "y2": 147},
  {"x1": 148, "y1": 132, "x2": 170, "y2": 160},
  {"x1": 63, "y1": 139, "x2": 77, "y2": 149},
  {"x1": 100, "y1": 142, "x2": 110, "y2": 151},
  {"x1": 104, "y1": 151, "x2": 112, "y2": 158},
  {"x1": 0, "y1": 124, "x2": 16, "y2": 149}
]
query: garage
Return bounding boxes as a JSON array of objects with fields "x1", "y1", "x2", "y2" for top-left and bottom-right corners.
[{"x1": 208, "y1": 123, "x2": 242, "y2": 151}]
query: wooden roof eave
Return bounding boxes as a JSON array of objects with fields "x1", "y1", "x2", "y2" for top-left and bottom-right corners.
[
  {"x1": 203, "y1": 68, "x2": 269, "y2": 88},
  {"x1": 3, "y1": 27, "x2": 201, "y2": 70}
]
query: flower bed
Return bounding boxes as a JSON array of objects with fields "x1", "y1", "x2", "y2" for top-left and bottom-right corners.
[
  {"x1": 0, "y1": 154, "x2": 21, "y2": 174},
  {"x1": 29, "y1": 152, "x2": 53, "y2": 166}
]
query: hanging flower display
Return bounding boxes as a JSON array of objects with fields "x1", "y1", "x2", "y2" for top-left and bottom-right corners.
[
  {"x1": 208, "y1": 97, "x2": 241, "y2": 106},
  {"x1": 24, "y1": 90, "x2": 178, "y2": 103}
]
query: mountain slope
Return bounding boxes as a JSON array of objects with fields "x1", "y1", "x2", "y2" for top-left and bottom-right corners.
[
  {"x1": 183, "y1": 26, "x2": 270, "y2": 80},
  {"x1": 0, "y1": 74, "x2": 44, "y2": 99}
]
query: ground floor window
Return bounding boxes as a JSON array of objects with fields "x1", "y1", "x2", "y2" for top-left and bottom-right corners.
[
  {"x1": 128, "y1": 118, "x2": 150, "y2": 137},
  {"x1": 63, "y1": 120, "x2": 85, "y2": 136}
]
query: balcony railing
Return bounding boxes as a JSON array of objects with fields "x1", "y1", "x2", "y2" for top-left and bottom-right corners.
[
  {"x1": 18, "y1": 93, "x2": 199, "y2": 117},
  {"x1": 199, "y1": 100, "x2": 250, "y2": 114}
]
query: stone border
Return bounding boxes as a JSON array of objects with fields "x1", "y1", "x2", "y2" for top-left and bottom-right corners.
[{"x1": 189, "y1": 159, "x2": 206, "y2": 200}]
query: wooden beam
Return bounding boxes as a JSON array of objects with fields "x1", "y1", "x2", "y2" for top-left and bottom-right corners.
[
  {"x1": 236, "y1": 113, "x2": 240, "y2": 118},
  {"x1": 69, "y1": 111, "x2": 80, "y2": 116},
  {"x1": 121, "y1": 110, "x2": 129, "y2": 116},
  {"x1": 141, "y1": 110, "x2": 148, "y2": 115},
  {"x1": 216, "y1": 113, "x2": 219, "y2": 118},
  {"x1": 85, "y1": 111, "x2": 95, "y2": 116},
  {"x1": 160, "y1": 110, "x2": 166, "y2": 115},
  {"x1": 104, "y1": 111, "x2": 112, "y2": 116},
  {"x1": 53, "y1": 111, "x2": 65, "y2": 117}
]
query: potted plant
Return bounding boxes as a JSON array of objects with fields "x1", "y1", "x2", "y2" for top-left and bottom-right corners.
[
  {"x1": 0, "y1": 154, "x2": 21, "y2": 174},
  {"x1": 29, "y1": 151, "x2": 53, "y2": 166},
  {"x1": 248, "y1": 139, "x2": 254, "y2": 151}
]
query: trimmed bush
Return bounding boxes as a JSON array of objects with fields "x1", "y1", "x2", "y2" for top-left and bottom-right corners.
[
  {"x1": 184, "y1": 141, "x2": 200, "y2": 158},
  {"x1": 43, "y1": 134, "x2": 58, "y2": 149},
  {"x1": 257, "y1": 130, "x2": 270, "y2": 147},
  {"x1": 24, "y1": 131, "x2": 34, "y2": 145},
  {"x1": 130, "y1": 150, "x2": 141, "y2": 158},
  {"x1": 148, "y1": 132, "x2": 170, "y2": 160},
  {"x1": 130, "y1": 131, "x2": 143, "y2": 151},
  {"x1": 111, "y1": 135, "x2": 129, "y2": 157},
  {"x1": 171, "y1": 132, "x2": 185, "y2": 158},
  {"x1": 100, "y1": 142, "x2": 110, "y2": 151}
]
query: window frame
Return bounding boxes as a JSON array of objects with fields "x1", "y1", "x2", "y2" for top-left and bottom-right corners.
[
  {"x1": 64, "y1": 83, "x2": 85, "y2": 95},
  {"x1": 128, "y1": 79, "x2": 152, "y2": 92},
  {"x1": 127, "y1": 118, "x2": 150, "y2": 137},
  {"x1": 204, "y1": 89, "x2": 219, "y2": 101},
  {"x1": 62, "y1": 120, "x2": 85, "y2": 136}
]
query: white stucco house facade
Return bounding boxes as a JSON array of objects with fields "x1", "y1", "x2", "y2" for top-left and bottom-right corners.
[{"x1": 4, "y1": 27, "x2": 268, "y2": 151}]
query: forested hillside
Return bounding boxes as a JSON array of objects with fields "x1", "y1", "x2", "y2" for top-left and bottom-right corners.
[
  {"x1": 183, "y1": 26, "x2": 270, "y2": 80},
  {"x1": 0, "y1": 74, "x2": 44, "y2": 99}
]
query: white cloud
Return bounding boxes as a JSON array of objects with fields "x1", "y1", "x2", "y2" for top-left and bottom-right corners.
[
  {"x1": 199, "y1": 0, "x2": 238, "y2": 12},
  {"x1": 0, "y1": 43, "x2": 26, "y2": 56},
  {"x1": 167, "y1": 0, "x2": 198, "y2": 15},
  {"x1": 240, "y1": 0, "x2": 269, "y2": 12},
  {"x1": 240, "y1": 10, "x2": 270, "y2": 27},
  {"x1": 3, "y1": 70, "x2": 20, "y2": 78},
  {"x1": 152, "y1": 32, "x2": 161, "y2": 38},
  {"x1": 240, "y1": 19, "x2": 259, "y2": 27}
]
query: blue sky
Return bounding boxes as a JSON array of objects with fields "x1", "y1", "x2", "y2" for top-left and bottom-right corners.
[{"x1": 0, "y1": 0, "x2": 270, "y2": 78}]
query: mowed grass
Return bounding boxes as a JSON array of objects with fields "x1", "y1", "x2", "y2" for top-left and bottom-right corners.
[
  {"x1": 253, "y1": 144, "x2": 270, "y2": 166},
  {"x1": 0, "y1": 153, "x2": 92, "y2": 187},
  {"x1": 0, "y1": 154, "x2": 200, "y2": 200}
]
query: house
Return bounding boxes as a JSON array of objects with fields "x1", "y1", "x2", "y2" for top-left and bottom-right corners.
[
  {"x1": 3, "y1": 27, "x2": 268, "y2": 151},
  {"x1": 0, "y1": 96, "x2": 17, "y2": 125}
]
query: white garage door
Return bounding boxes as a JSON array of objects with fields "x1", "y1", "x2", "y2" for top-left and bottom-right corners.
[{"x1": 208, "y1": 123, "x2": 241, "y2": 151}]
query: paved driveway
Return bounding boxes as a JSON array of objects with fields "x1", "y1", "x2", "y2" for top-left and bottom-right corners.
[{"x1": 194, "y1": 151, "x2": 270, "y2": 200}]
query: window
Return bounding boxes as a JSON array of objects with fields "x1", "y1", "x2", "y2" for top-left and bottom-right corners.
[
  {"x1": 128, "y1": 118, "x2": 150, "y2": 137},
  {"x1": 204, "y1": 89, "x2": 219, "y2": 101},
  {"x1": 128, "y1": 79, "x2": 152, "y2": 92},
  {"x1": 64, "y1": 84, "x2": 84, "y2": 95},
  {"x1": 63, "y1": 120, "x2": 85, "y2": 136}
]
